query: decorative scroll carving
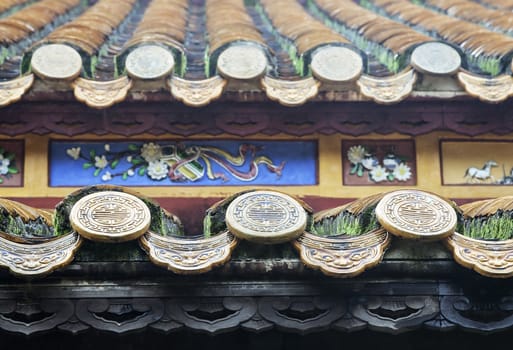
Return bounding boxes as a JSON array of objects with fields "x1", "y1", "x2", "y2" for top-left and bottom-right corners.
[
  {"x1": 293, "y1": 230, "x2": 390, "y2": 278},
  {"x1": 446, "y1": 233, "x2": 513, "y2": 278},
  {"x1": 424, "y1": 313, "x2": 457, "y2": 331},
  {"x1": 0, "y1": 232, "x2": 81, "y2": 277},
  {"x1": 441, "y1": 296, "x2": 513, "y2": 333},
  {"x1": 45, "y1": 113, "x2": 99, "y2": 136},
  {"x1": 240, "y1": 314, "x2": 274, "y2": 332},
  {"x1": 350, "y1": 296, "x2": 439, "y2": 334},
  {"x1": 169, "y1": 76, "x2": 226, "y2": 107},
  {"x1": 76, "y1": 299, "x2": 164, "y2": 334},
  {"x1": 357, "y1": 69, "x2": 416, "y2": 104},
  {"x1": 458, "y1": 72, "x2": 513, "y2": 103},
  {"x1": 139, "y1": 231, "x2": 238, "y2": 274},
  {"x1": 0, "y1": 299, "x2": 74, "y2": 335},
  {"x1": 3, "y1": 102, "x2": 513, "y2": 137},
  {"x1": 261, "y1": 76, "x2": 319, "y2": 107},
  {"x1": 57, "y1": 316, "x2": 90, "y2": 335},
  {"x1": 0, "y1": 75, "x2": 34, "y2": 107},
  {"x1": 73, "y1": 76, "x2": 132, "y2": 109},
  {"x1": 167, "y1": 297, "x2": 256, "y2": 334},
  {"x1": 103, "y1": 113, "x2": 155, "y2": 136},
  {"x1": 216, "y1": 113, "x2": 270, "y2": 136},
  {"x1": 258, "y1": 297, "x2": 346, "y2": 334}
]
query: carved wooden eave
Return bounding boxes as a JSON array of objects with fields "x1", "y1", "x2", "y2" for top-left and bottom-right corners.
[
  {"x1": 0, "y1": 190, "x2": 512, "y2": 338},
  {"x1": 2, "y1": 0, "x2": 513, "y2": 108},
  {"x1": 1, "y1": 239, "x2": 513, "y2": 337}
]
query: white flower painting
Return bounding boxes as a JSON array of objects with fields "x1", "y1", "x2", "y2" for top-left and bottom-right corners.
[{"x1": 344, "y1": 141, "x2": 415, "y2": 185}]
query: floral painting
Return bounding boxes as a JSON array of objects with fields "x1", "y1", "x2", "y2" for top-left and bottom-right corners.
[
  {"x1": 441, "y1": 140, "x2": 513, "y2": 185},
  {"x1": 0, "y1": 140, "x2": 23, "y2": 187},
  {"x1": 342, "y1": 140, "x2": 416, "y2": 186},
  {"x1": 49, "y1": 140, "x2": 317, "y2": 187}
]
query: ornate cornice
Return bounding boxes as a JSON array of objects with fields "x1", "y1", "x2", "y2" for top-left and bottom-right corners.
[{"x1": 0, "y1": 100, "x2": 512, "y2": 137}]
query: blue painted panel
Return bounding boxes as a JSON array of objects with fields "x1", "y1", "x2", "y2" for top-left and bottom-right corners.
[{"x1": 49, "y1": 140, "x2": 317, "y2": 187}]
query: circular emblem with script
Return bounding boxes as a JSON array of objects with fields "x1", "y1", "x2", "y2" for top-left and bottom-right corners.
[
  {"x1": 410, "y1": 42, "x2": 461, "y2": 75},
  {"x1": 217, "y1": 45, "x2": 268, "y2": 80},
  {"x1": 125, "y1": 45, "x2": 175, "y2": 80},
  {"x1": 310, "y1": 46, "x2": 363, "y2": 83},
  {"x1": 226, "y1": 191, "x2": 307, "y2": 244},
  {"x1": 375, "y1": 190, "x2": 457, "y2": 240},
  {"x1": 31, "y1": 44, "x2": 83, "y2": 80},
  {"x1": 70, "y1": 191, "x2": 151, "y2": 242}
]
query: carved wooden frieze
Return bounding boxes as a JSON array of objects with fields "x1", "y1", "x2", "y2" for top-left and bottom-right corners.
[
  {"x1": 0, "y1": 291, "x2": 512, "y2": 334},
  {"x1": 350, "y1": 296, "x2": 439, "y2": 334},
  {"x1": 2, "y1": 102, "x2": 513, "y2": 137},
  {"x1": 167, "y1": 297, "x2": 257, "y2": 334},
  {"x1": 0, "y1": 299, "x2": 75, "y2": 335},
  {"x1": 76, "y1": 299, "x2": 165, "y2": 334},
  {"x1": 139, "y1": 231, "x2": 238, "y2": 274},
  {"x1": 441, "y1": 296, "x2": 513, "y2": 333},
  {"x1": 293, "y1": 229, "x2": 390, "y2": 278},
  {"x1": 258, "y1": 297, "x2": 346, "y2": 334}
]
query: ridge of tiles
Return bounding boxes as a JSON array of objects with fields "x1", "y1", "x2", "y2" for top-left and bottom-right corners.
[{"x1": 1, "y1": 0, "x2": 513, "y2": 107}]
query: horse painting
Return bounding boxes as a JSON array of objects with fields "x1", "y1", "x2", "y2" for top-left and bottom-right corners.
[{"x1": 464, "y1": 160, "x2": 498, "y2": 183}]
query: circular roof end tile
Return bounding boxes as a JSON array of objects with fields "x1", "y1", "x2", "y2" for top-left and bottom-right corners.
[
  {"x1": 226, "y1": 190, "x2": 307, "y2": 244},
  {"x1": 31, "y1": 44, "x2": 83, "y2": 80},
  {"x1": 125, "y1": 45, "x2": 175, "y2": 80},
  {"x1": 310, "y1": 46, "x2": 363, "y2": 83},
  {"x1": 70, "y1": 191, "x2": 151, "y2": 242},
  {"x1": 217, "y1": 44, "x2": 268, "y2": 80},
  {"x1": 410, "y1": 42, "x2": 461, "y2": 75},
  {"x1": 375, "y1": 190, "x2": 457, "y2": 240}
]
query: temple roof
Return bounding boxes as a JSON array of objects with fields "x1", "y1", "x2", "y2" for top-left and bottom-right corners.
[{"x1": 2, "y1": 0, "x2": 513, "y2": 108}]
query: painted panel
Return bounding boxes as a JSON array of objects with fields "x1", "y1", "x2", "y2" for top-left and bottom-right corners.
[
  {"x1": 342, "y1": 140, "x2": 416, "y2": 186},
  {"x1": 49, "y1": 140, "x2": 318, "y2": 187},
  {"x1": 0, "y1": 140, "x2": 23, "y2": 187},
  {"x1": 441, "y1": 140, "x2": 513, "y2": 185}
]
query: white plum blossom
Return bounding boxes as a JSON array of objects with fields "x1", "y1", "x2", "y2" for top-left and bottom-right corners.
[
  {"x1": 126, "y1": 155, "x2": 133, "y2": 162},
  {"x1": 104, "y1": 144, "x2": 111, "y2": 152},
  {"x1": 347, "y1": 145, "x2": 366, "y2": 165},
  {"x1": 0, "y1": 155, "x2": 9, "y2": 175},
  {"x1": 147, "y1": 160, "x2": 168, "y2": 180},
  {"x1": 141, "y1": 142, "x2": 162, "y2": 162},
  {"x1": 101, "y1": 171, "x2": 112, "y2": 182},
  {"x1": 370, "y1": 165, "x2": 387, "y2": 182},
  {"x1": 94, "y1": 155, "x2": 108, "y2": 169},
  {"x1": 127, "y1": 169, "x2": 135, "y2": 176},
  {"x1": 66, "y1": 147, "x2": 81, "y2": 160},
  {"x1": 393, "y1": 163, "x2": 412, "y2": 181}
]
